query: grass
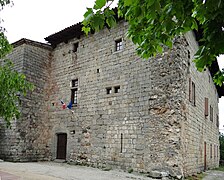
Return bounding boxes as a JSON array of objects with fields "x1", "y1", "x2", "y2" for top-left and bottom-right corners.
[
  {"x1": 186, "y1": 173, "x2": 206, "y2": 180},
  {"x1": 214, "y1": 165, "x2": 224, "y2": 172}
]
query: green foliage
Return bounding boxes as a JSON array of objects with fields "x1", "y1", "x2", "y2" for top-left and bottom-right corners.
[
  {"x1": 0, "y1": 60, "x2": 34, "y2": 127},
  {"x1": 0, "y1": 0, "x2": 34, "y2": 127},
  {"x1": 83, "y1": 0, "x2": 224, "y2": 85},
  {"x1": 220, "y1": 133, "x2": 224, "y2": 160},
  {"x1": 0, "y1": 0, "x2": 11, "y2": 8},
  {"x1": 214, "y1": 166, "x2": 224, "y2": 172}
]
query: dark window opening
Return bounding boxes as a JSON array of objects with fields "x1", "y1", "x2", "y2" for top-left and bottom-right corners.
[
  {"x1": 120, "y1": 133, "x2": 123, "y2": 153},
  {"x1": 106, "y1": 87, "x2": 112, "y2": 94},
  {"x1": 72, "y1": 79, "x2": 78, "y2": 87},
  {"x1": 97, "y1": 69, "x2": 100, "y2": 73},
  {"x1": 73, "y1": 42, "x2": 79, "y2": 53},
  {"x1": 115, "y1": 39, "x2": 123, "y2": 51},
  {"x1": 114, "y1": 86, "x2": 120, "y2": 93},
  {"x1": 210, "y1": 144, "x2": 212, "y2": 159}
]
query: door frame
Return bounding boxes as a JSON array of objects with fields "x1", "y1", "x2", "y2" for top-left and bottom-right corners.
[{"x1": 56, "y1": 133, "x2": 67, "y2": 160}]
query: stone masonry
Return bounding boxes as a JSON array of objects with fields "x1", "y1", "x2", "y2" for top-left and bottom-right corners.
[{"x1": 0, "y1": 21, "x2": 222, "y2": 178}]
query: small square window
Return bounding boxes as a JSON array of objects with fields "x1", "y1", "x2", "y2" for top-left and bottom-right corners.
[
  {"x1": 115, "y1": 39, "x2": 123, "y2": 51},
  {"x1": 73, "y1": 42, "x2": 79, "y2": 53},
  {"x1": 72, "y1": 79, "x2": 78, "y2": 87},
  {"x1": 106, "y1": 87, "x2": 112, "y2": 94},
  {"x1": 114, "y1": 86, "x2": 120, "y2": 93}
]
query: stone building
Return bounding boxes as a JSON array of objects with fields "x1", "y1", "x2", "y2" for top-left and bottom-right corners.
[{"x1": 0, "y1": 21, "x2": 223, "y2": 178}]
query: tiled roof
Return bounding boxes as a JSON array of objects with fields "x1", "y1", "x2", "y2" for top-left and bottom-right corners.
[{"x1": 12, "y1": 38, "x2": 52, "y2": 50}]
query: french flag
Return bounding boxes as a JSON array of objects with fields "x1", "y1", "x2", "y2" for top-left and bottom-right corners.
[
  {"x1": 60, "y1": 100, "x2": 66, "y2": 109},
  {"x1": 67, "y1": 101, "x2": 72, "y2": 109}
]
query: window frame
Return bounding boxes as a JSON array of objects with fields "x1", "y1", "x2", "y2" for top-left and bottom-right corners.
[
  {"x1": 71, "y1": 79, "x2": 78, "y2": 106},
  {"x1": 205, "y1": 97, "x2": 209, "y2": 118},
  {"x1": 210, "y1": 105, "x2": 213, "y2": 122},
  {"x1": 115, "y1": 38, "x2": 123, "y2": 52}
]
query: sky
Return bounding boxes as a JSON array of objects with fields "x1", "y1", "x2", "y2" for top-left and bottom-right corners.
[{"x1": 1, "y1": 0, "x2": 224, "y2": 133}]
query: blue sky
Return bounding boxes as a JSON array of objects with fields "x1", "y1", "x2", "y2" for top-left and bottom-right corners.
[{"x1": 1, "y1": 0, "x2": 224, "y2": 133}]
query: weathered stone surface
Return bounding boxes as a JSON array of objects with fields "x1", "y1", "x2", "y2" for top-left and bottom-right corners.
[
  {"x1": 0, "y1": 22, "x2": 220, "y2": 178},
  {"x1": 147, "y1": 171, "x2": 162, "y2": 178}
]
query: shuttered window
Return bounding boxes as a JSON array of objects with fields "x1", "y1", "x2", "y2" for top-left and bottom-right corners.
[
  {"x1": 189, "y1": 78, "x2": 192, "y2": 102},
  {"x1": 192, "y1": 82, "x2": 196, "y2": 105},
  {"x1": 210, "y1": 105, "x2": 213, "y2": 122},
  {"x1": 189, "y1": 78, "x2": 195, "y2": 105},
  {"x1": 216, "y1": 115, "x2": 219, "y2": 128},
  {"x1": 205, "y1": 98, "x2": 209, "y2": 117}
]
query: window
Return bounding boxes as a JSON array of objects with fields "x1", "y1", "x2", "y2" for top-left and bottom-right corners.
[
  {"x1": 71, "y1": 79, "x2": 78, "y2": 87},
  {"x1": 214, "y1": 145, "x2": 216, "y2": 159},
  {"x1": 192, "y1": 82, "x2": 196, "y2": 105},
  {"x1": 210, "y1": 105, "x2": 213, "y2": 122},
  {"x1": 106, "y1": 87, "x2": 112, "y2": 94},
  {"x1": 71, "y1": 79, "x2": 78, "y2": 105},
  {"x1": 205, "y1": 98, "x2": 209, "y2": 117},
  {"x1": 210, "y1": 144, "x2": 212, "y2": 159},
  {"x1": 114, "y1": 86, "x2": 120, "y2": 93},
  {"x1": 120, "y1": 133, "x2": 123, "y2": 153},
  {"x1": 217, "y1": 146, "x2": 219, "y2": 158},
  {"x1": 73, "y1": 42, "x2": 79, "y2": 53},
  {"x1": 189, "y1": 78, "x2": 192, "y2": 102},
  {"x1": 189, "y1": 78, "x2": 195, "y2": 105},
  {"x1": 216, "y1": 115, "x2": 219, "y2": 128},
  {"x1": 71, "y1": 89, "x2": 78, "y2": 105},
  {"x1": 115, "y1": 39, "x2": 123, "y2": 51}
]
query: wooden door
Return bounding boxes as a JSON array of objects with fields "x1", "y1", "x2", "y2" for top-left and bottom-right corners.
[
  {"x1": 204, "y1": 142, "x2": 207, "y2": 171},
  {"x1": 56, "y1": 133, "x2": 67, "y2": 159}
]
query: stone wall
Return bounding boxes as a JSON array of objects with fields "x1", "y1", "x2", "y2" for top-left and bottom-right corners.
[
  {"x1": 47, "y1": 21, "x2": 198, "y2": 177},
  {"x1": 0, "y1": 41, "x2": 52, "y2": 161},
  {"x1": 181, "y1": 32, "x2": 220, "y2": 175},
  {"x1": 0, "y1": 22, "x2": 220, "y2": 178}
]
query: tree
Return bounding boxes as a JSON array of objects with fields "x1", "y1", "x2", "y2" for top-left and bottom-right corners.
[
  {"x1": 82, "y1": 0, "x2": 224, "y2": 86},
  {"x1": 0, "y1": 0, "x2": 34, "y2": 127}
]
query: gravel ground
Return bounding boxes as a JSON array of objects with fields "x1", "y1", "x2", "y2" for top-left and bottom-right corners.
[
  {"x1": 203, "y1": 170, "x2": 224, "y2": 180},
  {"x1": 1, "y1": 161, "x2": 224, "y2": 180},
  {"x1": 0, "y1": 161, "x2": 152, "y2": 180}
]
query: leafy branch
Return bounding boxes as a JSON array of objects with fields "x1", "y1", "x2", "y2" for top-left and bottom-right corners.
[{"x1": 83, "y1": 0, "x2": 224, "y2": 86}]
